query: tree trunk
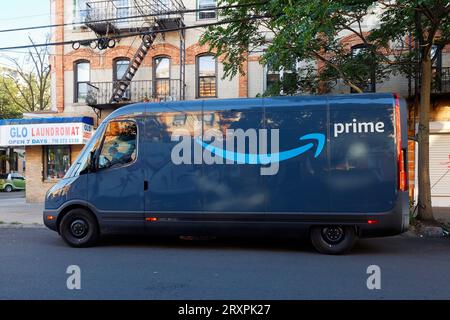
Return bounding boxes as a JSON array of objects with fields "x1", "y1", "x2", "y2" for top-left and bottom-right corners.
[{"x1": 417, "y1": 56, "x2": 434, "y2": 221}]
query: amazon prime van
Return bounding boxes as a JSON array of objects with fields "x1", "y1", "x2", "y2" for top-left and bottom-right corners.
[{"x1": 43, "y1": 93, "x2": 409, "y2": 254}]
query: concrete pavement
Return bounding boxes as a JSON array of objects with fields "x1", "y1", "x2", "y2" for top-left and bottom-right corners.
[{"x1": 0, "y1": 191, "x2": 43, "y2": 226}]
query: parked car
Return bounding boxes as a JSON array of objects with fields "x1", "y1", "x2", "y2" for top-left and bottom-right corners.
[{"x1": 0, "y1": 173, "x2": 26, "y2": 192}]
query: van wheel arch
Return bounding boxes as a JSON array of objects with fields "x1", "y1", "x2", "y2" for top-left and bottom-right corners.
[{"x1": 57, "y1": 205, "x2": 99, "y2": 235}]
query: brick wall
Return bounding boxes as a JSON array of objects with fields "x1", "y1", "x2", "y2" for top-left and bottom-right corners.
[
  {"x1": 239, "y1": 53, "x2": 249, "y2": 98},
  {"x1": 52, "y1": 0, "x2": 65, "y2": 113},
  {"x1": 25, "y1": 145, "x2": 84, "y2": 203}
]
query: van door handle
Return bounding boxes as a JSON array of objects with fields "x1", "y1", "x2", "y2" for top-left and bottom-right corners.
[{"x1": 144, "y1": 180, "x2": 149, "y2": 191}]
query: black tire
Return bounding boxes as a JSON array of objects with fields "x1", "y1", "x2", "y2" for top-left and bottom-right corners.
[
  {"x1": 310, "y1": 225, "x2": 357, "y2": 255},
  {"x1": 5, "y1": 185, "x2": 13, "y2": 193},
  {"x1": 59, "y1": 208, "x2": 99, "y2": 247}
]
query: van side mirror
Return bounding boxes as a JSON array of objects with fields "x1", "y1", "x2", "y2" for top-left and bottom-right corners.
[{"x1": 79, "y1": 151, "x2": 96, "y2": 176}]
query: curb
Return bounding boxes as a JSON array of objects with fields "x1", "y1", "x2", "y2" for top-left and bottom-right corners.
[{"x1": 0, "y1": 223, "x2": 45, "y2": 229}]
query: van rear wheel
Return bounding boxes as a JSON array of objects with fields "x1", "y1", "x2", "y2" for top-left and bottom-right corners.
[
  {"x1": 310, "y1": 225, "x2": 357, "y2": 254},
  {"x1": 60, "y1": 208, "x2": 99, "y2": 247}
]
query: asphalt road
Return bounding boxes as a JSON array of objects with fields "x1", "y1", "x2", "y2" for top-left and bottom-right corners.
[{"x1": 0, "y1": 228, "x2": 449, "y2": 300}]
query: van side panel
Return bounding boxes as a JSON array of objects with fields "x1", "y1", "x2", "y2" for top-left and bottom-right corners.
[{"x1": 327, "y1": 96, "x2": 397, "y2": 213}]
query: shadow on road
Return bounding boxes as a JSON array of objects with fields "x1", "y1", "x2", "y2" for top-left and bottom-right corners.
[{"x1": 98, "y1": 234, "x2": 317, "y2": 253}]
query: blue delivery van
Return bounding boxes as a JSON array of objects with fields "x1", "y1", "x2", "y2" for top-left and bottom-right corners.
[{"x1": 43, "y1": 93, "x2": 409, "y2": 254}]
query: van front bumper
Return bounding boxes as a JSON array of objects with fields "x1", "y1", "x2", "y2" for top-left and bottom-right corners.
[{"x1": 43, "y1": 210, "x2": 59, "y2": 232}]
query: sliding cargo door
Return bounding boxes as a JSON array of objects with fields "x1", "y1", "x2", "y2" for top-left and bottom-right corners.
[
  {"x1": 143, "y1": 102, "x2": 203, "y2": 218},
  {"x1": 264, "y1": 97, "x2": 329, "y2": 213},
  {"x1": 202, "y1": 99, "x2": 266, "y2": 215}
]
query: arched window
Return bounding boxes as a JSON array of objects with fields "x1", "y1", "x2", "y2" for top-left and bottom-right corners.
[
  {"x1": 351, "y1": 44, "x2": 376, "y2": 93},
  {"x1": 74, "y1": 60, "x2": 90, "y2": 103},
  {"x1": 196, "y1": 54, "x2": 217, "y2": 98},
  {"x1": 153, "y1": 56, "x2": 171, "y2": 98}
]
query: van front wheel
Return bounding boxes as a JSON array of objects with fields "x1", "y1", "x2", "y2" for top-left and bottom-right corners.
[
  {"x1": 60, "y1": 208, "x2": 99, "y2": 247},
  {"x1": 310, "y1": 225, "x2": 357, "y2": 254}
]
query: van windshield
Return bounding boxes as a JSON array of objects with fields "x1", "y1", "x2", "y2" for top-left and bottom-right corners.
[{"x1": 64, "y1": 123, "x2": 106, "y2": 178}]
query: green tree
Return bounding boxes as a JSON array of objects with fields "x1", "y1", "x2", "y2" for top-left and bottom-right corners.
[
  {"x1": 200, "y1": 0, "x2": 387, "y2": 94},
  {"x1": 1, "y1": 37, "x2": 51, "y2": 113},
  {"x1": 0, "y1": 76, "x2": 22, "y2": 119},
  {"x1": 369, "y1": 1, "x2": 450, "y2": 221}
]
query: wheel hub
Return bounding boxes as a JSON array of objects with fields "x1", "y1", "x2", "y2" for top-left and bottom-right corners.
[
  {"x1": 322, "y1": 226, "x2": 344, "y2": 244},
  {"x1": 70, "y1": 219, "x2": 89, "y2": 238}
]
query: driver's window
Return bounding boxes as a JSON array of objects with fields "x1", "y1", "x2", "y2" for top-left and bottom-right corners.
[{"x1": 98, "y1": 120, "x2": 137, "y2": 170}]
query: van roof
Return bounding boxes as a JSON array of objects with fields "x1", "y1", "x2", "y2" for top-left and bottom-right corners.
[{"x1": 104, "y1": 93, "x2": 395, "y2": 122}]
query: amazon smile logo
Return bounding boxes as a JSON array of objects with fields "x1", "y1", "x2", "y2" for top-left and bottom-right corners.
[{"x1": 171, "y1": 122, "x2": 326, "y2": 175}]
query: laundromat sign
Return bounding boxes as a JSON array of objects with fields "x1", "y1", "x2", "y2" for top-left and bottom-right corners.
[{"x1": 0, "y1": 122, "x2": 93, "y2": 146}]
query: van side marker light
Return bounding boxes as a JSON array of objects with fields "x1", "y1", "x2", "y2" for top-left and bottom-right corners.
[
  {"x1": 145, "y1": 217, "x2": 158, "y2": 222},
  {"x1": 367, "y1": 220, "x2": 378, "y2": 225}
]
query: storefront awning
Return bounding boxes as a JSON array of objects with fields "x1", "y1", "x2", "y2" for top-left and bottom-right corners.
[{"x1": 0, "y1": 117, "x2": 94, "y2": 146}]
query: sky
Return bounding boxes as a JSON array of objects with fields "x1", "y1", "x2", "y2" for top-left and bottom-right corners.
[{"x1": 0, "y1": 0, "x2": 51, "y2": 67}]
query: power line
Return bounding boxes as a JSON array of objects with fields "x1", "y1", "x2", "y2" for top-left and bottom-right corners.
[
  {"x1": 0, "y1": 12, "x2": 54, "y2": 21},
  {"x1": 0, "y1": 14, "x2": 271, "y2": 52},
  {"x1": 0, "y1": 2, "x2": 267, "y2": 34}
]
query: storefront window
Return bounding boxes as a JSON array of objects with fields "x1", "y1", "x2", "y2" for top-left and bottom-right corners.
[{"x1": 44, "y1": 146, "x2": 71, "y2": 180}]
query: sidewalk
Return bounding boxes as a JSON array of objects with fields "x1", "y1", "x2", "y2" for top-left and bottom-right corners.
[
  {"x1": 434, "y1": 207, "x2": 450, "y2": 224},
  {"x1": 0, "y1": 197, "x2": 44, "y2": 227}
]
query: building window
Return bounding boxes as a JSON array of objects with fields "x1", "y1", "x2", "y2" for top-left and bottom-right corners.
[
  {"x1": 351, "y1": 44, "x2": 376, "y2": 93},
  {"x1": 74, "y1": 60, "x2": 90, "y2": 103},
  {"x1": 266, "y1": 63, "x2": 281, "y2": 92},
  {"x1": 431, "y1": 44, "x2": 443, "y2": 92},
  {"x1": 98, "y1": 121, "x2": 137, "y2": 170},
  {"x1": 75, "y1": 0, "x2": 88, "y2": 23},
  {"x1": 153, "y1": 56, "x2": 170, "y2": 98},
  {"x1": 198, "y1": 0, "x2": 217, "y2": 20},
  {"x1": 44, "y1": 146, "x2": 71, "y2": 180},
  {"x1": 115, "y1": 0, "x2": 130, "y2": 27},
  {"x1": 114, "y1": 58, "x2": 130, "y2": 100},
  {"x1": 197, "y1": 55, "x2": 217, "y2": 98}
]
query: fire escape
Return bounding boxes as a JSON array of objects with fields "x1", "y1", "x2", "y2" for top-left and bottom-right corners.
[{"x1": 81, "y1": 0, "x2": 186, "y2": 109}]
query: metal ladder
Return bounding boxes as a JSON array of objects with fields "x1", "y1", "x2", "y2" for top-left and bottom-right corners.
[{"x1": 109, "y1": 31, "x2": 158, "y2": 103}]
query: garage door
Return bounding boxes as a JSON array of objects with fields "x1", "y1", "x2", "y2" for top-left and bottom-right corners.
[{"x1": 429, "y1": 134, "x2": 450, "y2": 205}]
